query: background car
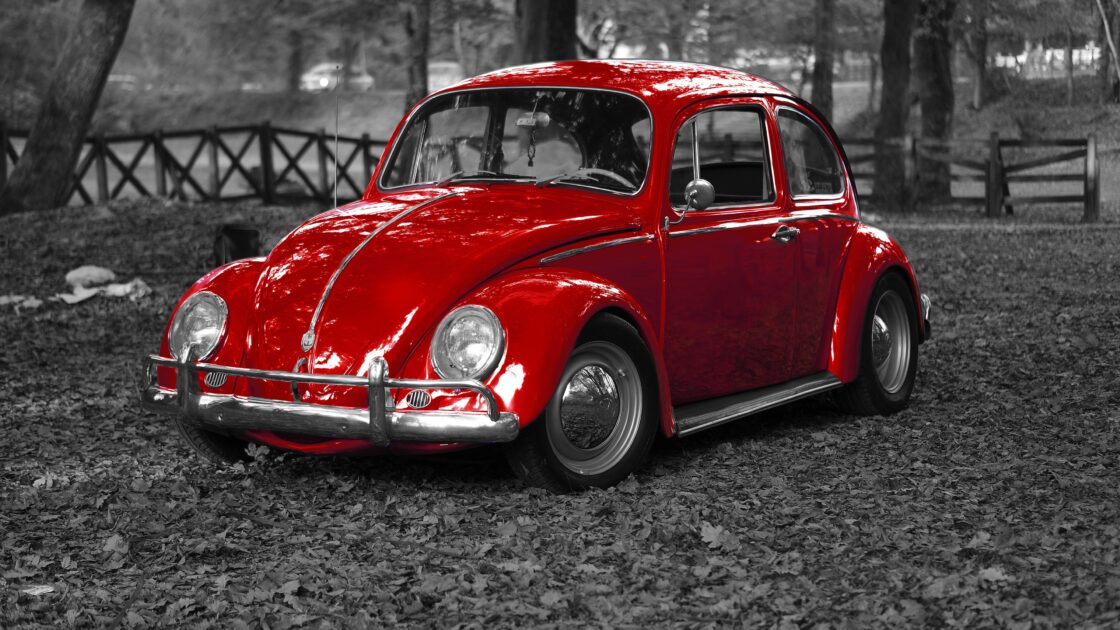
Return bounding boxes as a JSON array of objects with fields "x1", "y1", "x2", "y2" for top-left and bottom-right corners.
[{"x1": 299, "y1": 62, "x2": 375, "y2": 92}]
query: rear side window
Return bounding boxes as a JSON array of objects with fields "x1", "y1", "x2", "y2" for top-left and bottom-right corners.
[
  {"x1": 668, "y1": 108, "x2": 772, "y2": 207},
  {"x1": 777, "y1": 109, "x2": 843, "y2": 197}
]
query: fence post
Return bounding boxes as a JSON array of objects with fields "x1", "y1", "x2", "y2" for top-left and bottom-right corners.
[
  {"x1": 208, "y1": 126, "x2": 220, "y2": 200},
  {"x1": 0, "y1": 122, "x2": 7, "y2": 190},
  {"x1": 152, "y1": 131, "x2": 166, "y2": 198},
  {"x1": 317, "y1": 128, "x2": 329, "y2": 201},
  {"x1": 903, "y1": 134, "x2": 917, "y2": 211},
  {"x1": 986, "y1": 131, "x2": 1004, "y2": 218},
  {"x1": 1085, "y1": 133, "x2": 1100, "y2": 223},
  {"x1": 361, "y1": 132, "x2": 374, "y2": 182},
  {"x1": 169, "y1": 146, "x2": 184, "y2": 200},
  {"x1": 259, "y1": 121, "x2": 276, "y2": 204},
  {"x1": 94, "y1": 134, "x2": 109, "y2": 202}
]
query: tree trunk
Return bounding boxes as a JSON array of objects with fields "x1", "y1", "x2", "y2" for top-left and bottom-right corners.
[
  {"x1": 287, "y1": 29, "x2": 303, "y2": 94},
  {"x1": 340, "y1": 33, "x2": 359, "y2": 92},
  {"x1": 873, "y1": 0, "x2": 919, "y2": 212},
  {"x1": 1066, "y1": 28, "x2": 1075, "y2": 106},
  {"x1": 798, "y1": 48, "x2": 813, "y2": 94},
  {"x1": 913, "y1": 0, "x2": 958, "y2": 205},
  {"x1": 453, "y1": 19, "x2": 469, "y2": 76},
  {"x1": 810, "y1": 0, "x2": 836, "y2": 119},
  {"x1": 0, "y1": 0, "x2": 135, "y2": 215},
  {"x1": 868, "y1": 52, "x2": 879, "y2": 111},
  {"x1": 1101, "y1": 6, "x2": 1112, "y2": 101},
  {"x1": 514, "y1": 0, "x2": 578, "y2": 64},
  {"x1": 1096, "y1": 0, "x2": 1120, "y2": 102},
  {"x1": 404, "y1": 0, "x2": 431, "y2": 109},
  {"x1": 666, "y1": 20, "x2": 685, "y2": 60},
  {"x1": 965, "y1": 0, "x2": 988, "y2": 109}
]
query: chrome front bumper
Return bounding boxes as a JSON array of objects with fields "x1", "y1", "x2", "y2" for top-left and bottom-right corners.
[{"x1": 141, "y1": 355, "x2": 519, "y2": 446}]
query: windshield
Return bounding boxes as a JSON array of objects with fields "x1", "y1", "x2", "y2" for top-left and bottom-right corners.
[{"x1": 380, "y1": 88, "x2": 652, "y2": 194}]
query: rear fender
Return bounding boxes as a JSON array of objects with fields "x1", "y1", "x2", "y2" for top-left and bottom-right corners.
[
  {"x1": 828, "y1": 225, "x2": 922, "y2": 383},
  {"x1": 399, "y1": 268, "x2": 675, "y2": 437}
]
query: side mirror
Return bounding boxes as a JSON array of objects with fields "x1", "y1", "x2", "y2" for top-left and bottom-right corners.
[{"x1": 684, "y1": 178, "x2": 715, "y2": 211}]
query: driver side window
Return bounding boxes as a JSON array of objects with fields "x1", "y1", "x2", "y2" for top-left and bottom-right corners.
[{"x1": 668, "y1": 108, "x2": 773, "y2": 208}]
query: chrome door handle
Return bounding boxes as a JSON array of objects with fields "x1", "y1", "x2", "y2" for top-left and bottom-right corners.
[{"x1": 771, "y1": 225, "x2": 800, "y2": 243}]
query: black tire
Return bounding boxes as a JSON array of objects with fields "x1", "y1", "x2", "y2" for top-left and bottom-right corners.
[
  {"x1": 835, "y1": 271, "x2": 919, "y2": 416},
  {"x1": 503, "y1": 314, "x2": 658, "y2": 492},
  {"x1": 174, "y1": 418, "x2": 251, "y2": 465}
]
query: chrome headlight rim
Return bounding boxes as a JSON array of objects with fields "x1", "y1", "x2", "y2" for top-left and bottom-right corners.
[
  {"x1": 430, "y1": 305, "x2": 505, "y2": 381},
  {"x1": 168, "y1": 291, "x2": 228, "y2": 362}
]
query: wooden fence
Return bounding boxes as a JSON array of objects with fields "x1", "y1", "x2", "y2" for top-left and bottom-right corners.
[
  {"x1": 0, "y1": 123, "x2": 1105, "y2": 221},
  {"x1": 0, "y1": 122, "x2": 388, "y2": 206},
  {"x1": 845, "y1": 133, "x2": 1101, "y2": 221}
]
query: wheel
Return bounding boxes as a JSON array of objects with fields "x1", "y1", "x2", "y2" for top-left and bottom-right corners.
[
  {"x1": 835, "y1": 271, "x2": 919, "y2": 416},
  {"x1": 174, "y1": 417, "x2": 251, "y2": 465},
  {"x1": 504, "y1": 314, "x2": 658, "y2": 491}
]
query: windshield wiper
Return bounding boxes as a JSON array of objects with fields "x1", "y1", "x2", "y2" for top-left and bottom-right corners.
[
  {"x1": 535, "y1": 169, "x2": 633, "y2": 192},
  {"x1": 435, "y1": 170, "x2": 535, "y2": 187},
  {"x1": 534, "y1": 171, "x2": 599, "y2": 188}
]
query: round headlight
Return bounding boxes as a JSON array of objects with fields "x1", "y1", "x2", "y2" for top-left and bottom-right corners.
[
  {"x1": 430, "y1": 305, "x2": 504, "y2": 380},
  {"x1": 168, "y1": 292, "x2": 228, "y2": 361}
]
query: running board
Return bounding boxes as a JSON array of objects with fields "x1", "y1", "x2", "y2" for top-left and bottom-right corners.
[{"x1": 674, "y1": 372, "x2": 843, "y2": 437}]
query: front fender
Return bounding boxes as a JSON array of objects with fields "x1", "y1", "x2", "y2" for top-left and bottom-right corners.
[
  {"x1": 400, "y1": 268, "x2": 676, "y2": 437},
  {"x1": 828, "y1": 225, "x2": 922, "y2": 383},
  {"x1": 156, "y1": 258, "x2": 264, "y2": 391}
]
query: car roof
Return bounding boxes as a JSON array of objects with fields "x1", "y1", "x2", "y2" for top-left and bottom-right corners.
[{"x1": 447, "y1": 60, "x2": 793, "y2": 109}]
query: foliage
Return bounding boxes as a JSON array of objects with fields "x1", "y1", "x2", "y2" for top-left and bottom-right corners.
[
  {"x1": 3, "y1": 199, "x2": 1120, "y2": 625},
  {"x1": 435, "y1": 0, "x2": 514, "y2": 76},
  {"x1": 975, "y1": 0, "x2": 1101, "y2": 51}
]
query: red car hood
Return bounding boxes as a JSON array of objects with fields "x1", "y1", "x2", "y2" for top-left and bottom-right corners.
[{"x1": 245, "y1": 185, "x2": 640, "y2": 385}]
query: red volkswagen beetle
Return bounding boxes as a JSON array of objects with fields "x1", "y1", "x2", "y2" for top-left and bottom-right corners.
[{"x1": 143, "y1": 61, "x2": 930, "y2": 491}]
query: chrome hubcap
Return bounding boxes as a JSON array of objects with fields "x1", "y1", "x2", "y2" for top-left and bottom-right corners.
[
  {"x1": 559, "y1": 365, "x2": 621, "y2": 449},
  {"x1": 871, "y1": 290, "x2": 911, "y2": 394},
  {"x1": 871, "y1": 315, "x2": 892, "y2": 366},
  {"x1": 547, "y1": 341, "x2": 642, "y2": 476}
]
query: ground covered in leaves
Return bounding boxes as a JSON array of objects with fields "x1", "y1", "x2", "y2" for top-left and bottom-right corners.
[{"x1": 2, "y1": 199, "x2": 1120, "y2": 628}]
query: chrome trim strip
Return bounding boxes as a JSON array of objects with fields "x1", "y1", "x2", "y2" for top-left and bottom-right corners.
[
  {"x1": 143, "y1": 355, "x2": 518, "y2": 444},
  {"x1": 668, "y1": 211, "x2": 859, "y2": 239},
  {"x1": 301, "y1": 192, "x2": 460, "y2": 351},
  {"x1": 539, "y1": 234, "x2": 655, "y2": 264},
  {"x1": 674, "y1": 372, "x2": 842, "y2": 437},
  {"x1": 377, "y1": 85, "x2": 655, "y2": 198},
  {"x1": 921, "y1": 293, "x2": 931, "y2": 323}
]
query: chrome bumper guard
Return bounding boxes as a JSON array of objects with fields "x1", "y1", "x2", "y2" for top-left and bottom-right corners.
[
  {"x1": 920, "y1": 293, "x2": 932, "y2": 340},
  {"x1": 141, "y1": 355, "x2": 519, "y2": 446}
]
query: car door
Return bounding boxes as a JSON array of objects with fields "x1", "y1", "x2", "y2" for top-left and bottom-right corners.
[
  {"x1": 662, "y1": 101, "x2": 801, "y2": 404},
  {"x1": 773, "y1": 104, "x2": 861, "y2": 378}
]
